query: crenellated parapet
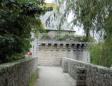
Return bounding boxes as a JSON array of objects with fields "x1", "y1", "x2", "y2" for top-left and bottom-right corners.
[
  {"x1": 38, "y1": 40, "x2": 88, "y2": 50},
  {"x1": 37, "y1": 30, "x2": 90, "y2": 66}
]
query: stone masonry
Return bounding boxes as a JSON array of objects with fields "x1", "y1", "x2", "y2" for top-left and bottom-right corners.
[
  {"x1": 62, "y1": 57, "x2": 112, "y2": 86},
  {"x1": 38, "y1": 41, "x2": 90, "y2": 66},
  {"x1": 37, "y1": 29, "x2": 90, "y2": 66},
  {"x1": 0, "y1": 57, "x2": 38, "y2": 86}
]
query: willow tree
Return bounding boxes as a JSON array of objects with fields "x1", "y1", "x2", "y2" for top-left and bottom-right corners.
[
  {"x1": 51, "y1": 0, "x2": 112, "y2": 67},
  {"x1": 74, "y1": 0, "x2": 112, "y2": 67}
]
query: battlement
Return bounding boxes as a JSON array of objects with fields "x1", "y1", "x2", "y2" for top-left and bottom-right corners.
[
  {"x1": 38, "y1": 40, "x2": 88, "y2": 49},
  {"x1": 37, "y1": 29, "x2": 90, "y2": 66}
]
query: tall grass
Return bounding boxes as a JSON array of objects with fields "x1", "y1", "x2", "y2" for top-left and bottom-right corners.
[{"x1": 89, "y1": 39, "x2": 112, "y2": 67}]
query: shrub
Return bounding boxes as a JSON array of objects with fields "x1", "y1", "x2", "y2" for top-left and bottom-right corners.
[
  {"x1": 56, "y1": 34, "x2": 75, "y2": 41},
  {"x1": 0, "y1": 0, "x2": 52, "y2": 63},
  {"x1": 74, "y1": 35, "x2": 95, "y2": 42},
  {"x1": 56, "y1": 35, "x2": 65, "y2": 41},
  {"x1": 56, "y1": 34, "x2": 95, "y2": 42},
  {"x1": 41, "y1": 33, "x2": 50, "y2": 39}
]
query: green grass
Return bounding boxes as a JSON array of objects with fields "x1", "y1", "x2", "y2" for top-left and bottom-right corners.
[{"x1": 28, "y1": 70, "x2": 38, "y2": 86}]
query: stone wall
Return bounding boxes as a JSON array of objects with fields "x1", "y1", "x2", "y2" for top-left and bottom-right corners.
[
  {"x1": 38, "y1": 42, "x2": 90, "y2": 66},
  {"x1": 0, "y1": 57, "x2": 38, "y2": 86},
  {"x1": 62, "y1": 57, "x2": 112, "y2": 86},
  {"x1": 38, "y1": 45, "x2": 66, "y2": 66}
]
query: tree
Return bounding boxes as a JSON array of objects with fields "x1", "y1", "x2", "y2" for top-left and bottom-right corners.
[
  {"x1": 53, "y1": 0, "x2": 112, "y2": 67},
  {"x1": 75, "y1": 0, "x2": 112, "y2": 67},
  {"x1": 0, "y1": 0, "x2": 52, "y2": 63}
]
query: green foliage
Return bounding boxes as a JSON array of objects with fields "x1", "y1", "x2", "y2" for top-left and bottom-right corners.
[
  {"x1": 75, "y1": 0, "x2": 112, "y2": 67},
  {"x1": 89, "y1": 39, "x2": 112, "y2": 67},
  {"x1": 54, "y1": 0, "x2": 112, "y2": 67},
  {"x1": 74, "y1": 0, "x2": 112, "y2": 39},
  {"x1": 75, "y1": 36, "x2": 95, "y2": 42},
  {"x1": 56, "y1": 34, "x2": 95, "y2": 42},
  {"x1": 41, "y1": 33, "x2": 49, "y2": 39},
  {"x1": 64, "y1": 34, "x2": 72, "y2": 39},
  {"x1": 56, "y1": 35, "x2": 65, "y2": 41},
  {"x1": 28, "y1": 70, "x2": 38, "y2": 86},
  {"x1": 89, "y1": 43, "x2": 103, "y2": 66},
  {"x1": 56, "y1": 34, "x2": 77, "y2": 41},
  {"x1": 56, "y1": 0, "x2": 112, "y2": 40},
  {"x1": 0, "y1": 0, "x2": 52, "y2": 63}
]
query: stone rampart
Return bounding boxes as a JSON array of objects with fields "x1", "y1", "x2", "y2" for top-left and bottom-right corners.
[
  {"x1": 62, "y1": 57, "x2": 112, "y2": 86},
  {"x1": 38, "y1": 41, "x2": 90, "y2": 66},
  {"x1": 0, "y1": 57, "x2": 38, "y2": 86}
]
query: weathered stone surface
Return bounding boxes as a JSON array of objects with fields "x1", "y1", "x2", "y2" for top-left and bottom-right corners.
[
  {"x1": 62, "y1": 57, "x2": 112, "y2": 86},
  {"x1": 34, "y1": 66, "x2": 76, "y2": 86},
  {"x1": 38, "y1": 42, "x2": 90, "y2": 66},
  {"x1": 0, "y1": 57, "x2": 38, "y2": 86}
]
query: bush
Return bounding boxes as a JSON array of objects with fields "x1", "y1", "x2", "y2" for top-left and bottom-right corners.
[
  {"x1": 74, "y1": 35, "x2": 95, "y2": 42},
  {"x1": 0, "y1": 0, "x2": 52, "y2": 63},
  {"x1": 56, "y1": 35, "x2": 65, "y2": 41},
  {"x1": 56, "y1": 34, "x2": 95, "y2": 42},
  {"x1": 41, "y1": 33, "x2": 50, "y2": 39},
  {"x1": 56, "y1": 34, "x2": 75, "y2": 41}
]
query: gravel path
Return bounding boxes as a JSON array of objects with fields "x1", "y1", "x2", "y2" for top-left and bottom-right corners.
[{"x1": 34, "y1": 66, "x2": 76, "y2": 86}]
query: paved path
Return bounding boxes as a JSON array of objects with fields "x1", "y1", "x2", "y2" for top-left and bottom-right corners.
[{"x1": 34, "y1": 66, "x2": 76, "y2": 86}]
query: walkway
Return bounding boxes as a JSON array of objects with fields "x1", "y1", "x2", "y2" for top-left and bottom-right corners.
[{"x1": 34, "y1": 66, "x2": 76, "y2": 86}]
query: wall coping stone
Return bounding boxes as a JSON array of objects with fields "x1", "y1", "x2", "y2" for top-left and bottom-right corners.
[
  {"x1": 62, "y1": 57, "x2": 112, "y2": 86},
  {"x1": 62, "y1": 57, "x2": 112, "y2": 71},
  {"x1": 0, "y1": 57, "x2": 37, "y2": 73}
]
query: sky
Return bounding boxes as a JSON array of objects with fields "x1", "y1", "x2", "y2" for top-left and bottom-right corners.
[
  {"x1": 45, "y1": 0, "x2": 84, "y2": 36},
  {"x1": 45, "y1": 0, "x2": 54, "y2": 3}
]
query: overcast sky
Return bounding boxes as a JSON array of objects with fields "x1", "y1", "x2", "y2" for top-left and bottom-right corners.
[
  {"x1": 45, "y1": 0, "x2": 54, "y2": 3},
  {"x1": 45, "y1": 0, "x2": 84, "y2": 36}
]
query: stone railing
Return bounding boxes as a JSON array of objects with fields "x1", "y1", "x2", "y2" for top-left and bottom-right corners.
[
  {"x1": 62, "y1": 57, "x2": 112, "y2": 86},
  {"x1": 0, "y1": 57, "x2": 38, "y2": 86}
]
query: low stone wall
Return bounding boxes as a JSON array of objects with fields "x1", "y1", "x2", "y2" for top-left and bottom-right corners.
[
  {"x1": 62, "y1": 57, "x2": 112, "y2": 86},
  {"x1": 0, "y1": 57, "x2": 38, "y2": 86}
]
